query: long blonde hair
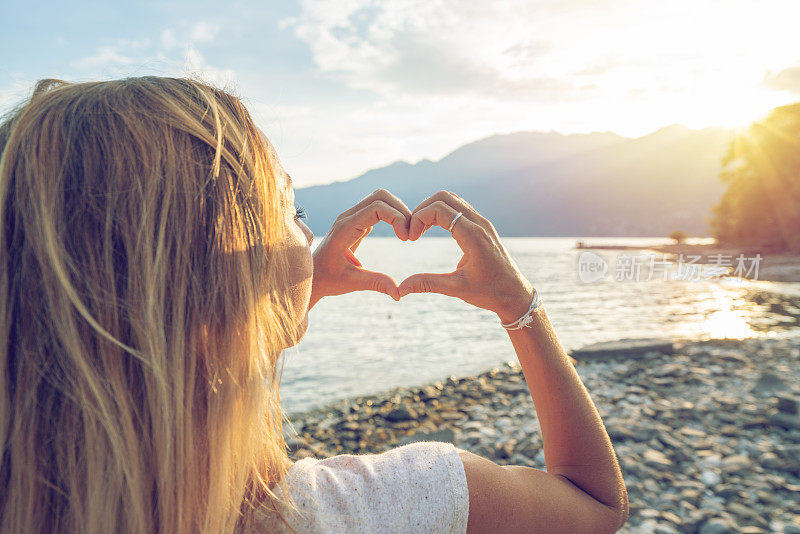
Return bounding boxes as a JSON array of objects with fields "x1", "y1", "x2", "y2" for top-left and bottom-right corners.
[{"x1": 0, "y1": 77, "x2": 300, "y2": 533}]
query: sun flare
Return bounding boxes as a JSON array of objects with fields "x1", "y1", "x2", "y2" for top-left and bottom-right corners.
[{"x1": 699, "y1": 309, "x2": 758, "y2": 340}]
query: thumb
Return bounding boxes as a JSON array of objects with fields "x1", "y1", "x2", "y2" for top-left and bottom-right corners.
[
  {"x1": 398, "y1": 272, "x2": 459, "y2": 298},
  {"x1": 350, "y1": 268, "x2": 400, "y2": 301}
]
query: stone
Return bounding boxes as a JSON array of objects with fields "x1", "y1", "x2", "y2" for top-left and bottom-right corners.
[
  {"x1": 751, "y1": 372, "x2": 789, "y2": 396},
  {"x1": 497, "y1": 383, "x2": 529, "y2": 395},
  {"x1": 637, "y1": 519, "x2": 659, "y2": 532},
  {"x1": 715, "y1": 484, "x2": 740, "y2": 499},
  {"x1": 643, "y1": 479, "x2": 660, "y2": 492},
  {"x1": 337, "y1": 420, "x2": 361, "y2": 431},
  {"x1": 699, "y1": 453, "x2": 722, "y2": 469},
  {"x1": 643, "y1": 449, "x2": 673, "y2": 469},
  {"x1": 640, "y1": 508, "x2": 661, "y2": 519},
  {"x1": 769, "y1": 412, "x2": 800, "y2": 430},
  {"x1": 700, "y1": 470, "x2": 721, "y2": 487},
  {"x1": 606, "y1": 422, "x2": 637, "y2": 441},
  {"x1": 472, "y1": 445, "x2": 494, "y2": 458},
  {"x1": 398, "y1": 427, "x2": 456, "y2": 445},
  {"x1": 727, "y1": 502, "x2": 762, "y2": 521},
  {"x1": 776, "y1": 394, "x2": 799, "y2": 415},
  {"x1": 607, "y1": 422, "x2": 655, "y2": 442},
  {"x1": 743, "y1": 417, "x2": 770, "y2": 430},
  {"x1": 384, "y1": 406, "x2": 418, "y2": 422},
  {"x1": 721, "y1": 454, "x2": 752, "y2": 474},
  {"x1": 495, "y1": 440, "x2": 516, "y2": 459},
  {"x1": 420, "y1": 386, "x2": 442, "y2": 400},
  {"x1": 679, "y1": 426, "x2": 707, "y2": 439},
  {"x1": 681, "y1": 487, "x2": 701, "y2": 501},
  {"x1": 759, "y1": 451, "x2": 782, "y2": 470},
  {"x1": 654, "y1": 524, "x2": 680, "y2": 534},
  {"x1": 699, "y1": 517, "x2": 737, "y2": 534},
  {"x1": 685, "y1": 510, "x2": 712, "y2": 533},
  {"x1": 570, "y1": 338, "x2": 674, "y2": 361},
  {"x1": 755, "y1": 489, "x2": 779, "y2": 505},
  {"x1": 284, "y1": 337, "x2": 800, "y2": 533},
  {"x1": 719, "y1": 351, "x2": 751, "y2": 365},
  {"x1": 657, "y1": 433, "x2": 686, "y2": 451},
  {"x1": 660, "y1": 511, "x2": 681, "y2": 525}
]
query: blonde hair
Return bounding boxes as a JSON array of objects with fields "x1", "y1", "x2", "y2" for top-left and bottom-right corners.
[{"x1": 0, "y1": 77, "x2": 301, "y2": 533}]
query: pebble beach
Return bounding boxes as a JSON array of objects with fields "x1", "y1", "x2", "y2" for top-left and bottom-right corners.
[{"x1": 284, "y1": 336, "x2": 800, "y2": 533}]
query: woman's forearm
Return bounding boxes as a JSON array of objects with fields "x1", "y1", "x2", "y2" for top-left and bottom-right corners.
[
  {"x1": 507, "y1": 307, "x2": 628, "y2": 520},
  {"x1": 394, "y1": 190, "x2": 628, "y2": 529}
]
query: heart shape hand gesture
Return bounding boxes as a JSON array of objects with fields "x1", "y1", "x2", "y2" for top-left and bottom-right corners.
[
  {"x1": 310, "y1": 189, "x2": 534, "y2": 324},
  {"x1": 309, "y1": 189, "x2": 412, "y2": 306}
]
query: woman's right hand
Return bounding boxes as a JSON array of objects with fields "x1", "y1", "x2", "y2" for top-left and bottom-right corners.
[
  {"x1": 397, "y1": 191, "x2": 535, "y2": 325},
  {"x1": 309, "y1": 189, "x2": 411, "y2": 308}
]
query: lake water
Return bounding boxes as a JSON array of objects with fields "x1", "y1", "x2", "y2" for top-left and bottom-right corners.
[{"x1": 280, "y1": 237, "x2": 800, "y2": 415}]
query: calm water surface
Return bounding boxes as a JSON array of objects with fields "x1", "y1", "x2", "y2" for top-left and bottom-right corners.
[{"x1": 280, "y1": 237, "x2": 800, "y2": 415}]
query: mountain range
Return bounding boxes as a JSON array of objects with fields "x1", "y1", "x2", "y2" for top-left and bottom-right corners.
[{"x1": 295, "y1": 125, "x2": 735, "y2": 237}]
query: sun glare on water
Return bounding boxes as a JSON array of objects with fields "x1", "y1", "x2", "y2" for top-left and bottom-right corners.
[
  {"x1": 699, "y1": 308, "x2": 759, "y2": 340},
  {"x1": 688, "y1": 290, "x2": 762, "y2": 340}
]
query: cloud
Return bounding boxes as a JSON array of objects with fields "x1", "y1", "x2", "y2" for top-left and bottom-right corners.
[
  {"x1": 190, "y1": 21, "x2": 220, "y2": 43},
  {"x1": 763, "y1": 65, "x2": 800, "y2": 95},
  {"x1": 287, "y1": 0, "x2": 800, "y2": 106},
  {"x1": 69, "y1": 20, "x2": 235, "y2": 88},
  {"x1": 161, "y1": 21, "x2": 220, "y2": 49},
  {"x1": 286, "y1": 0, "x2": 621, "y2": 102},
  {"x1": 261, "y1": 0, "x2": 800, "y2": 185},
  {"x1": 161, "y1": 28, "x2": 181, "y2": 49},
  {"x1": 71, "y1": 44, "x2": 141, "y2": 71},
  {"x1": 9, "y1": 0, "x2": 800, "y2": 187},
  {"x1": 503, "y1": 41, "x2": 552, "y2": 62},
  {"x1": 184, "y1": 47, "x2": 235, "y2": 88}
]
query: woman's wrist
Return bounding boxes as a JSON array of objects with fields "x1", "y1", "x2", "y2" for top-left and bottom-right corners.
[{"x1": 494, "y1": 282, "x2": 536, "y2": 325}]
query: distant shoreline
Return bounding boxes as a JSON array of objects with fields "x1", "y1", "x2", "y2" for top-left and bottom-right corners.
[{"x1": 575, "y1": 241, "x2": 800, "y2": 283}]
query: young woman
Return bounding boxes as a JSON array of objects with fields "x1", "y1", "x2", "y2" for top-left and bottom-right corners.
[{"x1": 0, "y1": 77, "x2": 628, "y2": 533}]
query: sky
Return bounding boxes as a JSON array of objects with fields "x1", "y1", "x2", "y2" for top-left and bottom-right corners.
[{"x1": 2, "y1": 0, "x2": 800, "y2": 187}]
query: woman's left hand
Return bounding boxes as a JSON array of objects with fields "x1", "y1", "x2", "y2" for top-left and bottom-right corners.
[{"x1": 309, "y1": 189, "x2": 411, "y2": 309}]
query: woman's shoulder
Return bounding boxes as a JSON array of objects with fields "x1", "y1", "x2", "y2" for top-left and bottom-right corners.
[{"x1": 247, "y1": 441, "x2": 469, "y2": 534}]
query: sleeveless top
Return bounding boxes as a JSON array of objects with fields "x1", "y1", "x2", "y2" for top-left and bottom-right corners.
[{"x1": 248, "y1": 441, "x2": 470, "y2": 533}]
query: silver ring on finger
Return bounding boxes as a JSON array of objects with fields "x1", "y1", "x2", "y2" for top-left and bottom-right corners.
[{"x1": 448, "y1": 212, "x2": 463, "y2": 233}]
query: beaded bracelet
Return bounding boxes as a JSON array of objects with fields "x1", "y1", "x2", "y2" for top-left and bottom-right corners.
[{"x1": 500, "y1": 289, "x2": 544, "y2": 330}]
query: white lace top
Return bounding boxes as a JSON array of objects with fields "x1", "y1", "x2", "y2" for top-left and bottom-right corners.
[{"x1": 249, "y1": 441, "x2": 469, "y2": 533}]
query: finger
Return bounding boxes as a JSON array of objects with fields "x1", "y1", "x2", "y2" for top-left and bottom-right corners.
[
  {"x1": 348, "y1": 268, "x2": 401, "y2": 301},
  {"x1": 337, "y1": 189, "x2": 412, "y2": 228},
  {"x1": 408, "y1": 201, "x2": 483, "y2": 252},
  {"x1": 350, "y1": 226, "x2": 372, "y2": 253},
  {"x1": 344, "y1": 248, "x2": 362, "y2": 267},
  {"x1": 411, "y1": 190, "x2": 492, "y2": 231},
  {"x1": 398, "y1": 272, "x2": 460, "y2": 298},
  {"x1": 333, "y1": 200, "x2": 409, "y2": 249}
]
